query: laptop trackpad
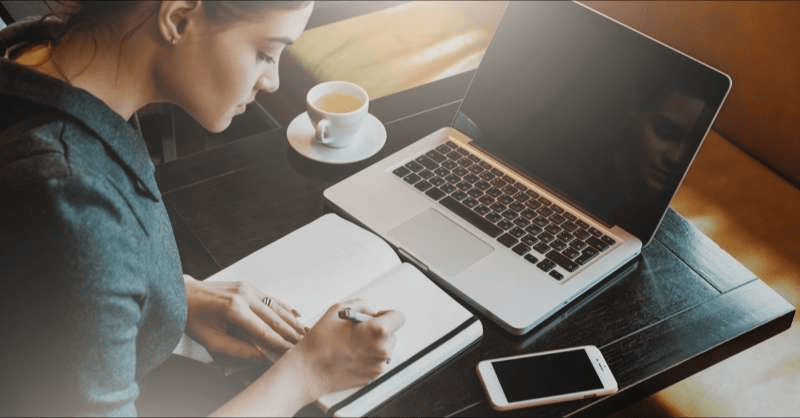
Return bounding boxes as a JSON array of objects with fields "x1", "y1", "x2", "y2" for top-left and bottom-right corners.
[{"x1": 388, "y1": 209, "x2": 493, "y2": 275}]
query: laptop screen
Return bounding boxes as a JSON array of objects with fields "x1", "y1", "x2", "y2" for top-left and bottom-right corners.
[{"x1": 453, "y1": 1, "x2": 730, "y2": 244}]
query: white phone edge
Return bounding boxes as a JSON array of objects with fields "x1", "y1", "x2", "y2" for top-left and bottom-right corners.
[{"x1": 475, "y1": 345, "x2": 618, "y2": 411}]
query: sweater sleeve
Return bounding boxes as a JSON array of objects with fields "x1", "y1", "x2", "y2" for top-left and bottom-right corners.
[{"x1": 1, "y1": 165, "x2": 148, "y2": 417}]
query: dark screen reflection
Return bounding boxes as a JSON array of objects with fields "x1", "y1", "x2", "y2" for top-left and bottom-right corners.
[{"x1": 453, "y1": 2, "x2": 729, "y2": 243}]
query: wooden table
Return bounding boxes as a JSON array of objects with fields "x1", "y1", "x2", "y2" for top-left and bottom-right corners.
[{"x1": 155, "y1": 5, "x2": 794, "y2": 416}]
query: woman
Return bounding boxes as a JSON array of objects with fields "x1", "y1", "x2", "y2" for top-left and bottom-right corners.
[{"x1": 0, "y1": 1, "x2": 404, "y2": 416}]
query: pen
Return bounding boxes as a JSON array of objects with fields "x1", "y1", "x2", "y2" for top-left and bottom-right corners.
[{"x1": 338, "y1": 307, "x2": 374, "y2": 323}]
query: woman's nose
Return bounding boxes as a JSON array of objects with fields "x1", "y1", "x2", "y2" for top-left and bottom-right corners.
[{"x1": 257, "y1": 69, "x2": 279, "y2": 93}]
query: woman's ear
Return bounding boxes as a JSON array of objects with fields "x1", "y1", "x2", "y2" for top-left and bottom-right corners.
[{"x1": 157, "y1": 0, "x2": 202, "y2": 46}]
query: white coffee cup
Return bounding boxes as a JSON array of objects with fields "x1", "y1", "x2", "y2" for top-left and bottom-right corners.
[{"x1": 306, "y1": 80, "x2": 369, "y2": 148}]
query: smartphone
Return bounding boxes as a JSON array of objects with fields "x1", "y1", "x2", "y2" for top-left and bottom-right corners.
[{"x1": 476, "y1": 345, "x2": 618, "y2": 411}]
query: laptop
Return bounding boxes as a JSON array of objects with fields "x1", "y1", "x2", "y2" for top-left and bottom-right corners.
[{"x1": 324, "y1": 1, "x2": 731, "y2": 335}]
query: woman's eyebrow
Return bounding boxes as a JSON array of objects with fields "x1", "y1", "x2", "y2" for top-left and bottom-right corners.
[{"x1": 265, "y1": 36, "x2": 294, "y2": 46}]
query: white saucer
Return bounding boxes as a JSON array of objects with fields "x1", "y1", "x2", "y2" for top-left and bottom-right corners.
[{"x1": 287, "y1": 112, "x2": 387, "y2": 164}]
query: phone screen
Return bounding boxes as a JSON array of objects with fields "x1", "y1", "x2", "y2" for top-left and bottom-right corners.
[{"x1": 492, "y1": 349, "x2": 603, "y2": 402}]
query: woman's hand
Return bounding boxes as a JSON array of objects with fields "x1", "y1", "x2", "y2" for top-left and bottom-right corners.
[
  {"x1": 183, "y1": 274, "x2": 308, "y2": 363},
  {"x1": 286, "y1": 299, "x2": 406, "y2": 399}
]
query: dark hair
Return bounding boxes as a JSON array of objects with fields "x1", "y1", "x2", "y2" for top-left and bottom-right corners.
[{"x1": 44, "y1": 1, "x2": 312, "y2": 44}]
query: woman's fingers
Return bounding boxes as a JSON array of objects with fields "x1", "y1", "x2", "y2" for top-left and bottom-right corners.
[
  {"x1": 202, "y1": 327, "x2": 266, "y2": 363},
  {"x1": 227, "y1": 305, "x2": 295, "y2": 352},
  {"x1": 268, "y1": 297, "x2": 309, "y2": 335},
  {"x1": 250, "y1": 298, "x2": 305, "y2": 344}
]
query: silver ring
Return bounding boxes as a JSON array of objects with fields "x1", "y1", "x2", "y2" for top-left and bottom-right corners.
[
  {"x1": 385, "y1": 358, "x2": 391, "y2": 365},
  {"x1": 262, "y1": 296, "x2": 272, "y2": 307}
]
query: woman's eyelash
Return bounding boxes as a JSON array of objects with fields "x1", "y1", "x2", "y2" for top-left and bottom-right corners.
[{"x1": 258, "y1": 51, "x2": 275, "y2": 63}]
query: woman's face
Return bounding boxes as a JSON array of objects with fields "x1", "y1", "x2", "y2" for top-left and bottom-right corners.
[
  {"x1": 159, "y1": 3, "x2": 313, "y2": 133},
  {"x1": 635, "y1": 91, "x2": 705, "y2": 192}
]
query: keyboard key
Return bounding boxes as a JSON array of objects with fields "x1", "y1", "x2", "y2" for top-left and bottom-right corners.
[
  {"x1": 430, "y1": 177, "x2": 445, "y2": 187},
  {"x1": 452, "y1": 167, "x2": 469, "y2": 177},
  {"x1": 521, "y1": 209, "x2": 537, "y2": 220},
  {"x1": 442, "y1": 160, "x2": 457, "y2": 170},
  {"x1": 403, "y1": 173, "x2": 421, "y2": 184},
  {"x1": 557, "y1": 232, "x2": 573, "y2": 242},
  {"x1": 509, "y1": 227, "x2": 526, "y2": 238},
  {"x1": 497, "y1": 220, "x2": 514, "y2": 230},
  {"x1": 587, "y1": 236, "x2": 609, "y2": 251},
  {"x1": 589, "y1": 227, "x2": 602, "y2": 237},
  {"x1": 561, "y1": 221, "x2": 578, "y2": 232},
  {"x1": 456, "y1": 181, "x2": 472, "y2": 191},
  {"x1": 536, "y1": 259, "x2": 556, "y2": 272},
  {"x1": 538, "y1": 196, "x2": 552, "y2": 206},
  {"x1": 414, "y1": 180, "x2": 432, "y2": 191},
  {"x1": 533, "y1": 217, "x2": 549, "y2": 227},
  {"x1": 498, "y1": 233, "x2": 518, "y2": 248},
  {"x1": 549, "y1": 214, "x2": 565, "y2": 224},
  {"x1": 490, "y1": 178, "x2": 507, "y2": 188},
  {"x1": 468, "y1": 154, "x2": 480, "y2": 162},
  {"x1": 525, "y1": 224, "x2": 543, "y2": 235},
  {"x1": 490, "y1": 202, "x2": 506, "y2": 213},
  {"x1": 538, "y1": 232, "x2": 555, "y2": 243},
  {"x1": 474, "y1": 205, "x2": 490, "y2": 215},
  {"x1": 416, "y1": 155, "x2": 438, "y2": 170},
  {"x1": 393, "y1": 166, "x2": 411, "y2": 177},
  {"x1": 445, "y1": 174, "x2": 460, "y2": 184},
  {"x1": 514, "y1": 192, "x2": 531, "y2": 202},
  {"x1": 490, "y1": 168, "x2": 504, "y2": 176},
  {"x1": 440, "y1": 196, "x2": 502, "y2": 238},
  {"x1": 426, "y1": 149, "x2": 446, "y2": 163},
  {"x1": 512, "y1": 243, "x2": 530, "y2": 255},
  {"x1": 569, "y1": 239, "x2": 587, "y2": 250},
  {"x1": 509, "y1": 202, "x2": 525, "y2": 212},
  {"x1": 551, "y1": 240, "x2": 567, "y2": 251},
  {"x1": 563, "y1": 247, "x2": 581, "y2": 259},
  {"x1": 549, "y1": 270, "x2": 564, "y2": 280},
  {"x1": 574, "y1": 229, "x2": 591, "y2": 240},
  {"x1": 501, "y1": 209, "x2": 518, "y2": 220},
  {"x1": 457, "y1": 157, "x2": 473, "y2": 167},
  {"x1": 455, "y1": 146, "x2": 469, "y2": 155},
  {"x1": 435, "y1": 144, "x2": 452, "y2": 153},
  {"x1": 478, "y1": 196, "x2": 494, "y2": 205},
  {"x1": 434, "y1": 167, "x2": 450, "y2": 177},
  {"x1": 545, "y1": 224, "x2": 561, "y2": 234},
  {"x1": 601, "y1": 235, "x2": 616, "y2": 246},
  {"x1": 405, "y1": 160, "x2": 423, "y2": 171},
  {"x1": 426, "y1": 187, "x2": 446, "y2": 200},
  {"x1": 533, "y1": 242, "x2": 550, "y2": 254},
  {"x1": 479, "y1": 171, "x2": 496, "y2": 181},
  {"x1": 524, "y1": 254, "x2": 539, "y2": 264},
  {"x1": 526, "y1": 199, "x2": 542, "y2": 210},
  {"x1": 475, "y1": 181, "x2": 491, "y2": 191},
  {"x1": 486, "y1": 212, "x2": 503, "y2": 223},
  {"x1": 498, "y1": 195, "x2": 514, "y2": 205},
  {"x1": 487, "y1": 188, "x2": 503, "y2": 197},
  {"x1": 451, "y1": 190, "x2": 467, "y2": 201},
  {"x1": 467, "y1": 189, "x2": 483, "y2": 198},
  {"x1": 441, "y1": 184, "x2": 457, "y2": 194},
  {"x1": 576, "y1": 220, "x2": 590, "y2": 229},
  {"x1": 419, "y1": 169, "x2": 434, "y2": 179},
  {"x1": 469, "y1": 164, "x2": 484, "y2": 175},
  {"x1": 479, "y1": 161, "x2": 492, "y2": 169},
  {"x1": 537, "y1": 206, "x2": 554, "y2": 217},
  {"x1": 576, "y1": 251, "x2": 597, "y2": 265},
  {"x1": 563, "y1": 212, "x2": 577, "y2": 222},
  {"x1": 462, "y1": 198, "x2": 479, "y2": 208},
  {"x1": 502, "y1": 185, "x2": 519, "y2": 196},
  {"x1": 546, "y1": 251, "x2": 579, "y2": 272},
  {"x1": 513, "y1": 217, "x2": 530, "y2": 228},
  {"x1": 521, "y1": 235, "x2": 538, "y2": 246}
]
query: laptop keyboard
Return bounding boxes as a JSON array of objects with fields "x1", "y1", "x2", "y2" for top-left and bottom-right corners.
[{"x1": 392, "y1": 140, "x2": 616, "y2": 281}]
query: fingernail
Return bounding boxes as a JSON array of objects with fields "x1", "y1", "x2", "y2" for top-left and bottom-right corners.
[
  {"x1": 292, "y1": 309, "x2": 301, "y2": 317},
  {"x1": 304, "y1": 326, "x2": 311, "y2": 333}
]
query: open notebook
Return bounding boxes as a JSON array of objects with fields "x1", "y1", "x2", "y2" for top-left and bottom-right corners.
[{"x1": 174, "y1": 214, "x2": 482, "y2": 417}]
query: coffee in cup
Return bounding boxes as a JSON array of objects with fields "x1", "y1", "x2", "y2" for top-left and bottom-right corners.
[{"x1": 306, "y1": 81, "x2": 369, "y2": 148}]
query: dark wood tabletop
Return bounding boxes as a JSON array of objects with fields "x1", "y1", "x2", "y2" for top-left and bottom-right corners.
[{"x1": 154, "y1": 4, "x2": 795, "y2": 417}]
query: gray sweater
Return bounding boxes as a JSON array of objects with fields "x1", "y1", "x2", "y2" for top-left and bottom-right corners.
[{"x1": 0, "y1": 19, "x2": 186, "y2": 416}]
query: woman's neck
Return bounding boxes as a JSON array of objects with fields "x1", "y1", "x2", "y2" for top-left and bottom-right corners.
[{"x1": 14, "y1": 31, "x2": 160, "y2": 121}]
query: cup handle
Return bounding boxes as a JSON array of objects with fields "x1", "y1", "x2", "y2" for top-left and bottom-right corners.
[{"x1": 315, "y1": 119, "x2": 331, "y2": 145}]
